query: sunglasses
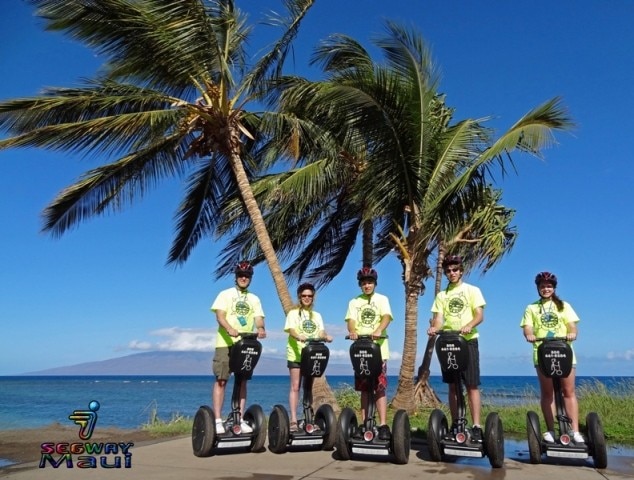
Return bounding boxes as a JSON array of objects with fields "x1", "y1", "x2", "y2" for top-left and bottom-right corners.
[
  {"x1": 444, "y1": 267, "x2": 461, "y2": 273},
  {"x1": 301, "y1": 294, "x2": 314, "y2": 298}
]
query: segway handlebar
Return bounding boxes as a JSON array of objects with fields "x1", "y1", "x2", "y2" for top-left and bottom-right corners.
[
  {"x1": 237, "y1": 332, "x2": 259, "y2": 340},
  {"x1": 534, "y1": 336, "x2": 569, "y2": 342},
  {"x1": 345, "y1": 334, "x2": 388, "y2": 340}
]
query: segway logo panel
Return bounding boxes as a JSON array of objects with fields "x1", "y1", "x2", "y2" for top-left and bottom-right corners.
[
  {"x1": 435, "y1": 334, "x2": 469, "y2": 373},
  {"x1": 229, "y1": 337, "x2": 262, "y2": 380},
  {"x1": 537, "y1": 341, "x2": 573, "y2": 378},
  {"x1": 349, "y1": 339, "x2": 382, "y2": 378},
  {"x1": 300, "y1": 342, "x2": 330, "y2": 377}
]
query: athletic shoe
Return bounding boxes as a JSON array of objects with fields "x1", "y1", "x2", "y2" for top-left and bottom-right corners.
[
  {"x1": 378, "y1": 424, "x2": 391, "y2": 440},
  {"x1": 542, "y1": 431, "x2": 555, "y2": 443},
  {"x1": 240, "y1": 421, "x2": 253, "y2": 433},
  {"x1": 215, "y1": 420, "x2": 225, "y2": 434},
  {"x1": 289, "y1": 421, "x2": 298, "y2": 433},
  {"x1": 573, "y1": 431, "x2": 585, "y2": 443},
  {"x1": 471, "y1": 425, "x2": 483, "y2": 443}
]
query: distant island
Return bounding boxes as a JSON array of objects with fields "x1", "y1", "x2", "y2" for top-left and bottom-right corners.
[{"x1": 23, "y1": 351, "x2": 358, "y2": 376}]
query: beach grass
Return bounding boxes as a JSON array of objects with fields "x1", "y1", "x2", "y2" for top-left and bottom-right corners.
[{"x1": 141, "y1": 379, "x2": 634, "y2": 446}]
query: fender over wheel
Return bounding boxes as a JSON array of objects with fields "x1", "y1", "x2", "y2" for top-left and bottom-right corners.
[
  {"x1": 391, "y1": 409, "x2": 410, "y2": 464},
  {"x1": 335, "y1": 407, "x2": 357, "y2": 461},
  {"x1": 244, "y1": 404, "x2": 267, "y2": 453},
  {"x1": 192, "y1": 405, "x2": 215, "y2": 457},
  {"x1": 315, "y1": 404, "x2": 337, "y2": 451},
  {"x1": 427, "y1": 409, "x2": 447, "y2": 462},
  {"x1": 267, "y1": 404, "x2": 289, "y2": 454},
  {"x1": 484, "y1": 412, "x2": 504, "y2": 468},
  {"x1": 586, "y1": 412, "x2": 607, "y2": 469},
  {"x1": 526, "y1": 411, "x2": 542, "y2": 464}
]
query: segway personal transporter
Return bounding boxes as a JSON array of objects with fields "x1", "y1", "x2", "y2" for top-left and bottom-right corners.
[
  {"x1": 336, "y1": 335, "x2": 410, "y2": 464},
  {"x1": 526, "y1": 337, "x2": 607, "y2": 468},
  {"x1": 192, "y1": 333, "x2": 267, "y2": 457},
  {"x1": 427, "y1": 331, "x2": 504, "y2": 468},
  {"x1": 268, "y1": 339, "x2": 337, "y2": 453}
]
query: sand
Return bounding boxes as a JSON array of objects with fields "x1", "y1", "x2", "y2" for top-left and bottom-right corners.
[{"x1": 0, "y1": 423, "x2": 165, "y2": 467}]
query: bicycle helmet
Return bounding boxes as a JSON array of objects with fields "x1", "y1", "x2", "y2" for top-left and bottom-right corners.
[
  {"x1": 297, "y1": 282, "x2": 315, "y2": 295},
  {"x1": 534, "y1": 271, "x2": 557, "y2": 287},
  {"x1": 442, "y1": 255, "x2": 463, "y2": 269},
  {"x1": 234, "y1": 260, "x2": 254, "y2": 278},
  {"x1": 357, "y1": 266, "x2": 378, "y2": 283}
]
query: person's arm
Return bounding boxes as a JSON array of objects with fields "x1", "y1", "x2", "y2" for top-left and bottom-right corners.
[
  {"x1": 523, "y1": 324, "x2": 536, "y2": 343},
  {"x1": 460, "y1": 306, "x2": 483, "y2": 335},
  {"x1": 373, "y1": 314, "x2": 392, "y2": 338},
  {"x1": 216, "y1": 310, "x2": 238, "y2": 337},
  {"x1": 346, "y1": 318, "x2": 358, "y2": 340},
  {"x1": 565, "y1": 321, "x2": 578, "y2": 341},
  {"x1": 288, "y1": 327, "x2": 306, "y2": 342},
  {"x1": 428, "y1": 312, "x2": 443, "y2": 335},
  {"x1": 254, "y1": 315, "x2": 266, "y2": 339}
]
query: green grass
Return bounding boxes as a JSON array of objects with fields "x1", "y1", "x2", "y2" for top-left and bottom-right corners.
[
  {"x1": 140, "y1": 380, "x2": 634, "y2": 446},
  {"x1": 412, "y1": 379, "x2": 634, "y2": 446}
]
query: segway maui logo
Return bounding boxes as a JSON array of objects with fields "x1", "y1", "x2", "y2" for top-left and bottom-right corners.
[{"x1": 39, "y1": 401, "x2": 134, "y2": 469}]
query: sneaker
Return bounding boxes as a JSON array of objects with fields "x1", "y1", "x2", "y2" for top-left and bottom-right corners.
[
  {"x1": 378, "y1": 424, "x2": 391, "y2": 440},
  {"x1": 215, "y1": 420, "x2": 225, "y2": 434},
  {"x1": 471, "y1": 425, "x2": 483, "y2": 443},
  {"x1": 543, "y1": 431, "x2": 555, "y2": 443},
  {"x1": 573, "y1": 431, "x2": 585, "y2": 443},
  {"x1": 239, "y1": 421, "x2": 253, "y2": 433},
  {"x1": 289, "y1": 421, "x2": 298, "y2": 433}
]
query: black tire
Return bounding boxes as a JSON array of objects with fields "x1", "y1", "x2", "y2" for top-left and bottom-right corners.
[
  {"x1": 315, "y1": 404, "x2": 337, "y2": 451},
  {"x1": 484, "y1": 412, "x2": 504, "y2": 468},
  {"x1": 267, "y1": 404, "x2": 289, "y2": 454},
  {"x1": 335, "y1": 407, "x2": 357, "y2": 461},
  {"x1": 586, "y1": 412, "x2": 608, "y2": 469},
  {"x1": 526, "y1": 411, "x2": 542, "y2": 464},
  {"x1": 391, "y1": 409, "x2": 410, "y2": 464},
  {"x1": 192, "y1": 405, "x2": 215, "y2": 457},
  {"x1": 427, "y1": 409, "x2": 447, "y2": 462},
  {"x1": 244, "y1": 404, "x2": 267, "y2": 453}
]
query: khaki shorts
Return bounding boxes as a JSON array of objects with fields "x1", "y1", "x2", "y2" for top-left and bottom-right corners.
[{"x1": 212, "y1": 347, "x2": 231, "y2": 380}]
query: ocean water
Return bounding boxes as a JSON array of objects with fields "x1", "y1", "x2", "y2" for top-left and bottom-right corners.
[{"x1": 0, "y1": 375, "x2": 630, "y2": 431}]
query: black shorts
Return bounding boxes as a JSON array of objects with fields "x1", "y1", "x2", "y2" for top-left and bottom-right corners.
[{"x1": 441, "y1": 338, "x2": 481, "y2": 387}]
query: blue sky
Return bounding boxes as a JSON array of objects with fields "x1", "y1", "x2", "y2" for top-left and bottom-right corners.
[{"x1": 1, "y1": 1, "x2": 632, "y2": 377}]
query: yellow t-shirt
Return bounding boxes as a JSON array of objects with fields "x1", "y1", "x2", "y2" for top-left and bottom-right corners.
[
  {"x1": 284, "y1": 308, "x2": 325, "y2": 362},
  {"x1": 520, "y1": 299, "x2": 580, "y2": 365},
  {"x1": 431, "y1": 282, "x2": 485, "y2": 341},
  {"x1": 345, "y1": 292, "x2": 393, "y2": 360},
  {"x1": 211, "y1": 287, "x2": 265, "y2": 348}
]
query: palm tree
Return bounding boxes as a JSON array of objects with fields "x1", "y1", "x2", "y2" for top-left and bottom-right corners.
[
  {"x1": 0, "y1": 0, "x2": 318, "y2": 313},
  {"x1": 217, "y1": 22, "x2": 574, "y2": 413}
]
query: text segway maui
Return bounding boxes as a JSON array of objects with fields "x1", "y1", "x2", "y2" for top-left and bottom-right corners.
[
  {"x1": 526, "y1": 337, "x2": 607, "y2": 468},
  {"x1": 192, "y1": 333, "x2": 267, "y2": 457},
  {"x1": 268, "y1": 339, "x2": 337, "y2": 453},
  {"x1": 336, "y1": 335, "x2": 410, "y2": 464},
  {"x1": 427, "y1": 331, "x2": 504, "y2": 468}
]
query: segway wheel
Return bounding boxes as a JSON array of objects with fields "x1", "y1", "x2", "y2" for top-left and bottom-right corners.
[
  {"x1": 586, "y1": 412, "x2": 608, "y2": 469},
  {"x1": 391, "y1": 409, "x2": 410, "y2": 464},
  {"x1": 484, "y1": 412, "x2": 504, "y2": 468},
  {"x1": 526, "y1": 411, "x2": 542, "y2": 464},
  {"x1": 244, "y1": 404, "x2": 267, "y2": 453},
  {"x1": 335, "y1": 407, "x2": 357, "y2": 461},
  {"x1": 268, "y1": 404, "x2": 290, "y2": 454},
  {"x1": 315, "y1": 403, "x2": 337, "y2": 451},
  {"x1": 427, "y1": 409, "x2": 447, "y2": 462},
  {"x1": 192, "y1": 405, "x2": 215, "y2": 457}
]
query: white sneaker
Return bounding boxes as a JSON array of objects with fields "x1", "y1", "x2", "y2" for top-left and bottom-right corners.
[
  {"x1": 543, "y1": 431, "x2": 555, "y2": 443},
  {"x1": 240, "y1": 421, "x2": 253, "y2": 433},
  {"x1": 573, "y1": 431, "x2": 585, "y2": 443},
  {"x1": 215, "y1": 420, "x2": 225, "y2": 434}
]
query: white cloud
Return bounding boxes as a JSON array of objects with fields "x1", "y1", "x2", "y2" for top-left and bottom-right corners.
[
  {"x1": 606, "y1": 349, "x2": 634, "y2": 361},
  {"x1": 128, "y1": 327, "x2": 215, "y2": 352}
]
